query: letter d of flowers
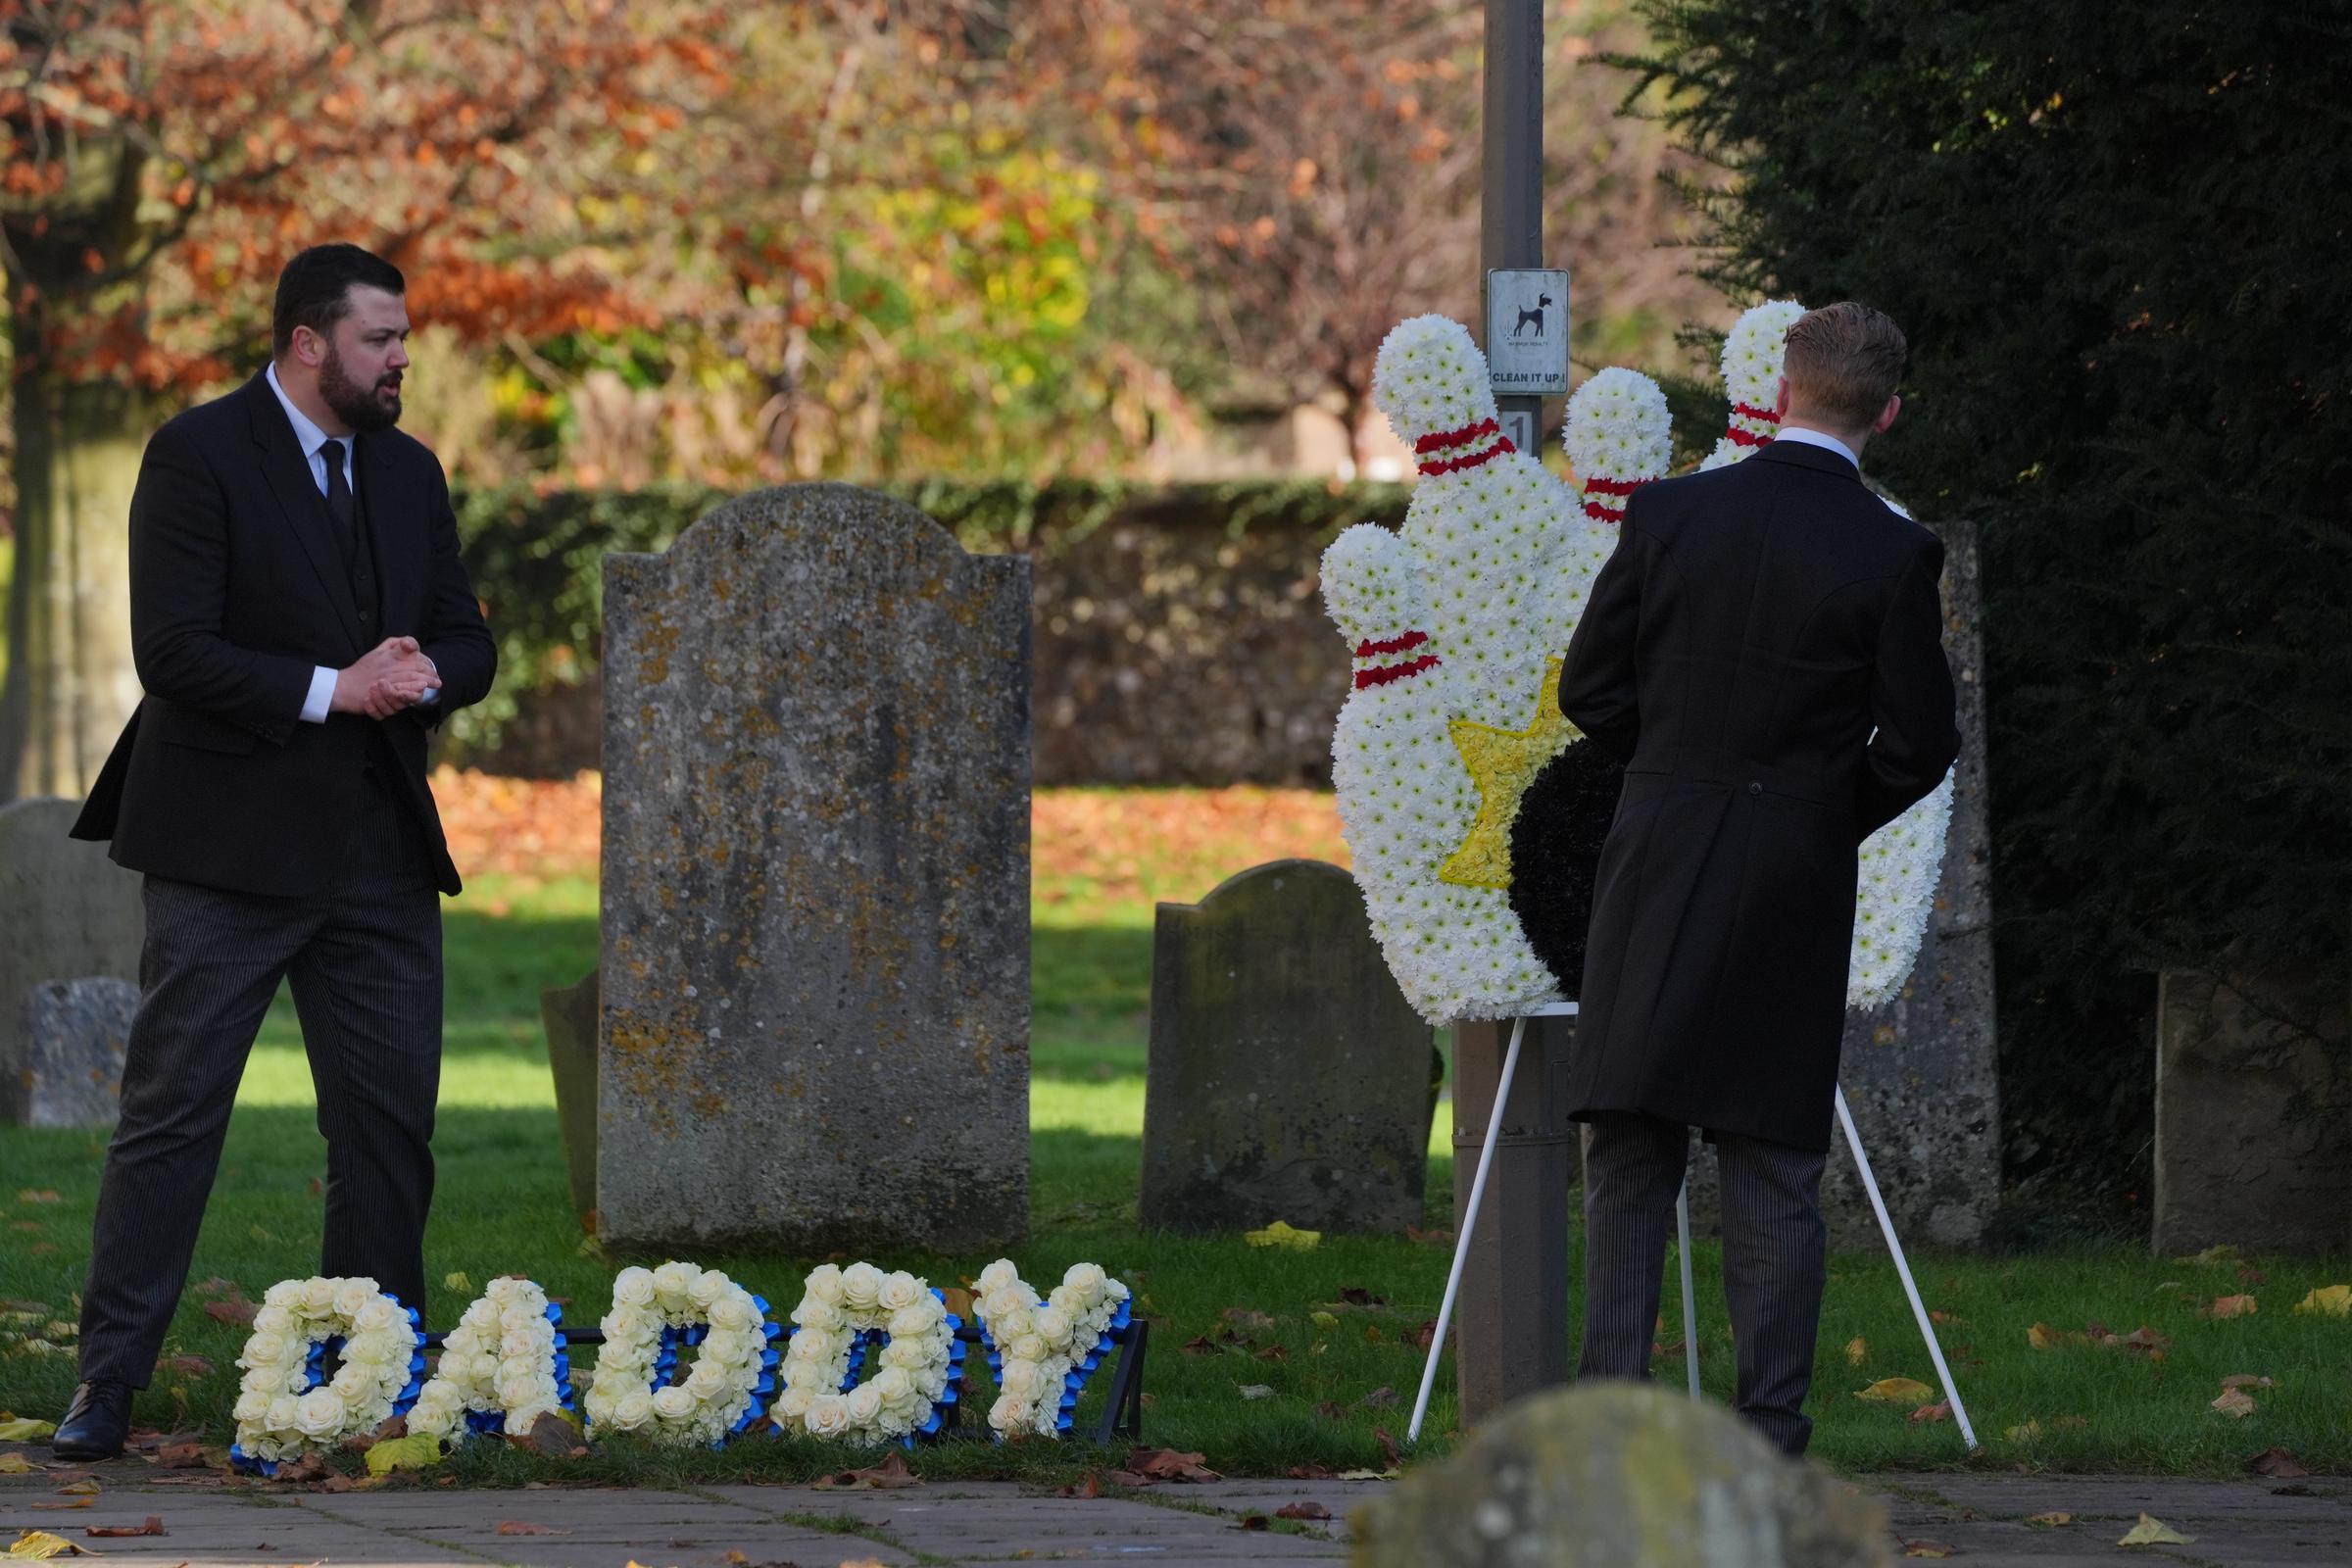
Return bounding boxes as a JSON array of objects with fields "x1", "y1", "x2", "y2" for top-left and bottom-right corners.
[
  {"x1": 229, "y1": 1277, "x2": 424, "y2": 1473},
  {"x1": 584, "y1": 1262, "x2": 783, "y2": 1447},
  {"x1": 771, "y1": 1262, "x2": 965, "y2": 1446}
]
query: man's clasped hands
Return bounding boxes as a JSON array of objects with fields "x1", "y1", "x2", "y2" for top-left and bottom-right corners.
[{"x1": 332, "y1": 636, "x2": 440, "y2": 720}]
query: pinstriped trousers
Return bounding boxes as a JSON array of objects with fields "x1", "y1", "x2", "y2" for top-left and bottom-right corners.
[
  {"x1": 1578, "y1": 1110, "x2": 1829, "y2": 1455},
  {"x1": 78, "y1": 767, "x2": 442, "y2": 1387}
]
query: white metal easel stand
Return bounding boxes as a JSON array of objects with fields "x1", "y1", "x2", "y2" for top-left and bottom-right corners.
[{"x1": 1406, "y1": 1005, "x2": 1979, "y2": 1452}]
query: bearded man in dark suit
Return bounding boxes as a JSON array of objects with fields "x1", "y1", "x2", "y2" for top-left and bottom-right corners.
[
  {"x1": 52, "y1": 244, "x2": 495, "y2": 1460},
  {"x1": 1555, "y1": 301, "x2": 1959, "y2": 1456}
]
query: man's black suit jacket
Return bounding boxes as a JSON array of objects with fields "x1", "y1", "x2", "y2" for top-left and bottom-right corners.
[
  {"x1": 73, "y1": 371, "x2": 495, "y2": 898},
  {"x1": 1554, "y1": 439, "x2": 1959, "y2": 1152}
]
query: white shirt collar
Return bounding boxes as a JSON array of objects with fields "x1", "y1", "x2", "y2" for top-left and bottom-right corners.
[
  {"x1": 264, "y1": 361, "x2": 357, "y2": 498},
  {"x1": 1772, "y1": 424, "x2": 1859, "y2": 468}
]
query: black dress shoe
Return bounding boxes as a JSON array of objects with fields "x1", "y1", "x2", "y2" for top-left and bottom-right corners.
[{"x1": 50, "y1": 1379, "x2": 133, "y2": 1462}]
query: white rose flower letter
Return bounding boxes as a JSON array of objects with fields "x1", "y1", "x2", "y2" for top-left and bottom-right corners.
[
  {"x1": 583, "y1": 1262, "x2": 781, "y2": 1448},
  {"x1": 229, "y1": 1276, "x2": 424, "y2": 1470}
]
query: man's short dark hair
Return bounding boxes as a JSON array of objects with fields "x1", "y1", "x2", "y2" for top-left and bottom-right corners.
[
  {"x1": 272, "y1": 244, "x2": 405, "y2": 359},
  {"x1": 1782, "y1": 301, "x2": 1906, "y2": 429}
]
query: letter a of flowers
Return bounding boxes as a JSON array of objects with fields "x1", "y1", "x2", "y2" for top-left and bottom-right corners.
[{"x1": 406, "y1": 1276, "x2": 572, "y2": 1442}]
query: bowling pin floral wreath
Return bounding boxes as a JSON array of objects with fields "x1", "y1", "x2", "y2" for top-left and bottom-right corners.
[{"x1": 1323, "y1": 303, "x2": 1954, "y2": 1024}]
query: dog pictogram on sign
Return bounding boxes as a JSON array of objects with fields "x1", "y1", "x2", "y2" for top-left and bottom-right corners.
[{"x1": 1485, "y1": 269, "x2": 1572, "y2": 395}]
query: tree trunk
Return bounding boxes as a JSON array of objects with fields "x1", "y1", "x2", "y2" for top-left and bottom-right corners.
[{"x1": 0, "y1": 331, "x2": 151, "y2": 803}]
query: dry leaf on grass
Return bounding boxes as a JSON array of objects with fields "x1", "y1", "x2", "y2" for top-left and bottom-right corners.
[
  {"x1": 1234, "y1": 1515, "x2": 1270, "y2": 1532},
  {"x1": 507, "y1": 1411, "x2": 581, "y2": 1459},
  {"x1": 1907, "y1": 1401, "x2": 1951, "y2": 1425},
  {"x1": 1221, "y1": 1307, "x2": 1276, "y2": 1334},
  {"x1": 812, "y1": 1452, "x2": 921, "y2": 1491},
  {"x1": 2025, "y1": 1511, "x2": 2073, "y2": 1526},
  {"x1": 2293, "y1": 1285, "x2": 2350, "y2": 1317},
  {"x1": 2210, "y1": 1387, "x2": 2258, "y2": 1418},
  {"x1": 364, "y1": 1434, "x2": 446, "y2": 1475},
  {"x1": 155, "y1": 1443, "x2": 207, "y2": 1469},
  {"x1": 1276, "y1": 1500, "x2": 1333, "y2": 1520},
  {"x1": 1058, "y1": 1472, "x2": 1102, "y2": 1499},
  {"x1": 2247, "y1": 1447, "x2": 2309, "y2": 1479},
  {"x1": 1844, "y1": 1337, "x2": 1868, "y2": 1366},
  {"x1": 83, "y1": 1518, "x2": 165, "y2": 1539},
  {"x1": 1901, "y1": 1543, "x2": 1957, "y2": 1558},
  {"x1": 200, "y1": 1298, "x2": 256, "y2": 1329},
  {"x1": 2026, "y1": 1322, "x2": 2073, "y2": 1350},
  {"x1": 2005, "y1": 1420, "x2": 2041, "y2": 1444},
  {"x1": 1856, "y1": 1377, "x2": 1935, "y2": 1403},
  {"x1": 2117, "y1": 1513, "x2": 2195, "y2": 1545},
  {"x1": 1354, "y1": 1387, "x2": 1396, "y2": 1409},
  {"x1": 1243, "y1": 1221, "x2": 1320, "y2": 1250},
  {"x1": 493, "y1": 1521, "x2": 567, "y2": 1536},
  {"x1": 2220, "y1": 1374, "x2": 2275, "y2": 1391},
  {"x1": 0, "y1": 1419, "x2": 57, "y2": 1443},
  {"x1": 156, "y1": 1356, "x2": 213, "y2": 1379},
  {"x1": 15, "y1": 1192, "x2": 59, "y2": 1205},
  {"x1": 2206, "y1": 1294, "x2": 2258, "y2": 1320}
]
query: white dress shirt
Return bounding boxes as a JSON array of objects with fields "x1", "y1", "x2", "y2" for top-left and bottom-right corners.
[
  {"x1": 264, "y1": 363, "x2": 434, "y2": 720},
  {"x1": 1770, "y1": 423, "x2": 1860, "y2": 468}
]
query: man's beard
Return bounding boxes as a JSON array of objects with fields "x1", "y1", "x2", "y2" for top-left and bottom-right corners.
[{"x1": 320, "y1": 344, "x2": 403, "y2": 432}]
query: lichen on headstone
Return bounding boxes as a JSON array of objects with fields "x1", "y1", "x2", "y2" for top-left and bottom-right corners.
[{"x1": 596, "y1": 484, "x2": 1032, "y2": 1253}]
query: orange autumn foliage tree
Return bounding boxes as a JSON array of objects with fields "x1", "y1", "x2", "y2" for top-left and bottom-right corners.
[{"x1": 0, "y1": 0, "x2": 731, "y2": 799}]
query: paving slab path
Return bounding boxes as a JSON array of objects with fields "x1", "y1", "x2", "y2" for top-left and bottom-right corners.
[{"x1": 5, "y1": 1453, "x2": 2347, "y2": 1565}]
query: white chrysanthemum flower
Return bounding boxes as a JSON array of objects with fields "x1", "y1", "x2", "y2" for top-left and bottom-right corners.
[{"x1": 1849, "y1": 774, "x2": 1955, "y2": 1007}]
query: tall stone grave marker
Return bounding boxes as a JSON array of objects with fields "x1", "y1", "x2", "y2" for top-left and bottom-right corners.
[
  {"x1": 24, "y1": 977, "x2": 138, "y2": 1127},
  {"x1": 1675, "y1": 517, "x2": 2000, "y2": 1249},
  {"x1": 1142, "y1": 859, "x2": 1434, "y2": 1234},
  {"x1": 1, "y1": 798, "x2": 144, "y2": 1124},
  {"x1": 2153, "y1": 967, "x2": 2349, "y2": 1257},
  {"x1": 598, "y1": 484, "x2": 1031, "y2": 1253}
]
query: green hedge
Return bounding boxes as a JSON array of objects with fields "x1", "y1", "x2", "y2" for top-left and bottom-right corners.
[{"x1": 448, "y1": 479, "x2": 1411, "y2": 752}]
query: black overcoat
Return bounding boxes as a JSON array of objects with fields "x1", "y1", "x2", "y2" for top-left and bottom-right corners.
[
  {"x1": 1554, "y1": 439, "x2": 1960, "y2": 1151},
  {"x1": 72, "y1": 372, "x2": 496, "y2": 897}
]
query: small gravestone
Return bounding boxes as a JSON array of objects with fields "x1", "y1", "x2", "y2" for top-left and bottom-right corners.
[
  {"x1": 1141, "y1": 859, "x2": 1433, "y2": 1235},
  {"x1": 1, "y1": 798, "x2": 144, "y2": 1125},
  {"x1": 1677, "y1": 517, "x2": 2000, "y2": 1250},
  {"x1": 1352, "y1": 1383, "x2": 1887, "y2": 1568},
  {"x1": 598, "y1": 484, "x2": 1031, "y2": 1254},
  {"x1": 2153, "y1": 966, "x2": 2350, "y2": 1258},
  {"x1": 540, "y1": 970, "x2": 600, "y2": 1224},
  {"x1": 24, "y1": 977, "x2": 138, "y2": 1127}
]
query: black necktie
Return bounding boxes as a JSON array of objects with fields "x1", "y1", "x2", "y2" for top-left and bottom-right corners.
[{"x1": 320, "y1": 438, "x2": 355, "y2": 551}]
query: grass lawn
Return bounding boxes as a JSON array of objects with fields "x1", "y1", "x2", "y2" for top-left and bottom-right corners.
[{"x1": 2, "y1": 788, "x2": 2347, "y2": 1482}]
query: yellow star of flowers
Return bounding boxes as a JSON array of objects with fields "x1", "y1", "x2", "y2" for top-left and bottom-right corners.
[{"x1": 1437, "y1": 655, "x2": 1574, "y2": 890}]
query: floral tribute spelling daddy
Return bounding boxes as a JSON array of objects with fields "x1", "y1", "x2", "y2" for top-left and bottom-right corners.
[{"x1": 228, "y1": 1259, "x2": 1127, "y2": 1468}]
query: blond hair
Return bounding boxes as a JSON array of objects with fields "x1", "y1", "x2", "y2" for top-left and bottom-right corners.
[{"x1": 1782, "y1": 302, "x2": 1906, "y2": 429}]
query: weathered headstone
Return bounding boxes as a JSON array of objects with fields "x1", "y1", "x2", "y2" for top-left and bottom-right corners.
[
  {"x1": 1351, "y1": 1383, "x2": 1888, "y2": 1568},
  {"x1": 597, "y1": 484, "x2": 1031, "y2": 1253},
  {"x1": 541, "y1": 969, "x2": 600, "y2": 1224},
  {"x1": 2153, "y1": 966, "x2": 2350, "y2": 1258},
  {"x1": 1141, "y1": 859, "x2": 1433, "y2": 1234},
  {"x1": 1, "y1": 797, "x2": 144, "y2": 1125},
  {"x1": 1678, "y1": 517, "x2": 2000, "y2": 1250},
  {"x1": 23, "y1": 977, "x2": 138, "y2": 1127}
]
